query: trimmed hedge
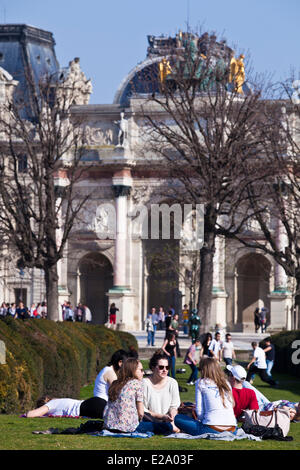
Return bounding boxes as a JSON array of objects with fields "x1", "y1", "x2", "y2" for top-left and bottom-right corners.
[
  {"x1": 0, "y1": 317, "x2": 137, "y2": 414},
  {"x1": 261, "y1": 330, "x2": 300, "y2": 378}
]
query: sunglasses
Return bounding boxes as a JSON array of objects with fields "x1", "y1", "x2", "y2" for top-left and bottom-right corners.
[{"x1": 157, "y1": 365, "x2": 170, "y2": 370}]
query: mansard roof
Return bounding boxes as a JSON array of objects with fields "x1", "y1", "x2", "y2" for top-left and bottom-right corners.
[{"x1": 0, "y1": 24, "x2": 59, "y2": 114}]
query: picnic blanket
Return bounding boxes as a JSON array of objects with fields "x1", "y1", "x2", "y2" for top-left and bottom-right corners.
[
  {"x1": 163, "y1": 428, "x2": 262, "y2": 441},
  {"x1": 32, "y1": 428, "x2": 153, "y2": 438}
]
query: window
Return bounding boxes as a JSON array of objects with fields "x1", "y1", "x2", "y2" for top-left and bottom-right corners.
[{"x1": 17, "y1": 154, "x2": 28, "y2": 173}]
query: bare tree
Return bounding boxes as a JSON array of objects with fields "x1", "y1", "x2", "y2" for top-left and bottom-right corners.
[
  {"x1": 0, "y1": 64, "x2": 91, "y2": 321},
  {"x1": 225, "y1": 81, "x2": 300, "y2": 328},
  {"x1": 135, "y1": 32, "x2": 275, "y2": 328}
]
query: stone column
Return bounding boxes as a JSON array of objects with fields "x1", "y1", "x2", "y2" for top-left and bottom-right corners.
[
  {"x1": 54, "y1": 171, "x2": 71, "y2": 320},
  {"x1": 211, "y1": 235, "x2": 228, "y2": 336},
  {"x1": 107, "y1": 169, "x2": 135, "y2": 330},
  {"x1": 268, "y1": 219, "x2": 292, "y2": 330},
  {"x1": 274, "y1": 219, "x2": 289, "y2": 292},
  {"x1": 113, "y1": 183, "x2": 131, "y2": 288}
]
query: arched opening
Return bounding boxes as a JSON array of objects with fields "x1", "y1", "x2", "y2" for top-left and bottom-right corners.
[
  {"x1": 236, "y1": 253, "x2": 271, "y2": 328},
  {"x1": 78, "y1": 252, "x2": 113, "y2": 324},
  {"x1": 145, "y1": 239, "x2": 180, "y2": 315}
]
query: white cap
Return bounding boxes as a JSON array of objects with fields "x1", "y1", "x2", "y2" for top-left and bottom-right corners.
[{"x1": 226, "y1": 364, "x2": 247, "y2": 381}]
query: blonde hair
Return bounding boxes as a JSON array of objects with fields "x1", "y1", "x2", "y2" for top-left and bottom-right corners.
[{"x1": 198, "y1": 357, "x2": 234, "y2": 407}]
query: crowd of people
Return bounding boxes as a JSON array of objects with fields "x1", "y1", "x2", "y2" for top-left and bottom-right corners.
[
  {"x1": 61, "y1": 301, "x2": 92, "y2": 323},
  {"x1": 0, "y1": 301, "x2": 48, "y2": 320},
  {"x1": 25, "y1": 347, "x2": 300, "y2": 438},
  {"x1": 0, "y1": 299, "x2": 92, "y2": 323}
]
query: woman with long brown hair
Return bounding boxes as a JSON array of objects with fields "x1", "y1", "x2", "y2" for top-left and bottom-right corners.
[
  {"x1": 103, "y1": 358, "x2": 144, "y2": 433},
  {"x1": 175, "y1": 357, "x2": 237, "y2": 435}
]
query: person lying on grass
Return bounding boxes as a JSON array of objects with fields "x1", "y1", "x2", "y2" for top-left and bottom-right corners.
[{"x1": 25, "y1": 396, "x2": 105, "y2": 419}]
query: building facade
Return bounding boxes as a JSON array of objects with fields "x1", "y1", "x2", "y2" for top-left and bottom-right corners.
[{"x1": 0, "y1": 25, "x2": 297, "y2": 332}]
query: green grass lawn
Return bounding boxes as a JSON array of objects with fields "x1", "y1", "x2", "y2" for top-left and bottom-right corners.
[{"x1": 1, "y1": 359, "x2": 300, "y2": 451}]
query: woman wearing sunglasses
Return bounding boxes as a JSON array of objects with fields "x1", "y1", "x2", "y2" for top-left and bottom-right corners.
[{"x1": 142, "y1": 350, "x2": 181, "y2": 434}]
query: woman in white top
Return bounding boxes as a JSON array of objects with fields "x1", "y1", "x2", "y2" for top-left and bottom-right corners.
[
  {"x1": 175, "y1": 357, "x2": 237, "y2": 435},
  {"x1": 93, "y1": 349, "x2": 129, "y2": 417},
  {"x1": 141, "y1": 351, "x2": 181, "y2": 434},
  {"x1": 25, "y1": 395, "x2": 105, "y2": 418}
]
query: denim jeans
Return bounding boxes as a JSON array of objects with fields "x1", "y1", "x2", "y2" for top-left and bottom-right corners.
[
  {"x1": 147, "y1": 326, "x2": 157, "y2": 346},
  {"x1": 187, "y1": 363, "x2": 198, "y2": 383},
  {"x1": 174, "y1": 414, "x2": 237, "y2": 436},
  {"x1": 168, "y1": 355, "x2": 176, "y2": 379},
  {"x1": 266, "y1": 359, "x2": 274, "y2": 377},
  {"x1": 135, "y1": 420, "x2": 173, "y2": 435},
  {"x1": 246, "y1": 364, "x2": 276, "y2": 386},
  {"x1": 183, "y1": 319, "x2": 189, "y2": 334},
  {"x1": 224, "y1": 358, "x2": 232, "y2": 366}
]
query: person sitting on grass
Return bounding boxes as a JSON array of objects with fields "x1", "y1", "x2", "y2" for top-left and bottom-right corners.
[
  {"x1": 103, "y1": 357, "x2": 145, "y2": 433},
  {"x1": 174, "y1": 357, "x2": 237, "y2": 436},
  {"x1": 228, "y1": 366, "x2": 300, "y2": 422},
  {"x1": 25, "y1": 395, "x2": 105, "y2": 419},
  {"x1": 93, "y1": 349, "x2": 129, "y2": 416},
  {"x1": 142, "y1": 350, "x2": 181, "y2": 434},
  {"x1": 226, "y1": 364, "x2": 259, "y2": 421}
]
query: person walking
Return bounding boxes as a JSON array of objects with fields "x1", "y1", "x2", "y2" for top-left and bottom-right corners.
[
  {"x1": 158, "y1": 306, "x2": 165, "y2": 330},
  {"x1": 263, "y1": 337, "x2": 276, "y2": 378},
  {"x1": 201, "y1": 333, "x2": 213, "y2": 358},
  {"x1": 146, "y1": 307, "x2": 158, "y2": 346},
  {"x1": 164, "y1": 310, "x2": 173, "y2": 336},
  {"x1": 188, "y1": 309, "x2": 201, "y2": 343},
  {"x1": 246, "y1": 342, "x2": 277, "y2": 386},
  {"x1": 208, "y1": 331, "x2": 223, "y2": 362},
  {"x1": 182, "y1": 304, "x2": 189, "y2": 335},
  {"x1": 254, "y1": 307, "x2": 260, "y2": 333},
  {"x1": 169, "y1": 313, "x2": 181, "y2": 357},
  {"x1": 221, "y1": 333, "x2": 236, "y2": 366},
  {"x1": 184, "y1": 338, "x2": 202, "y2": 385},
  {"x1": 259, "y1": 307, "x2": 268, "y2": 333},
  {"x1": 162, "y1": 332, "x2": 177, "y2": 379},
  {"x1": 109, "y1": 303, "x2": 119, "y2": 329},
  {"x1": 83, "y1": 304, "x2": 92, "y2": 323}
]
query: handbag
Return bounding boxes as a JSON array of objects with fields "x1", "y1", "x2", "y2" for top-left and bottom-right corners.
[
  {"x1": 178, "y1": 402, "x2": 197, "y2": 420},
  {"x1": 241, "y1": 421, "x2": 293, "y2": 441},
  {"x1": 242, "y1": 408, "x2": 291, "y2": 437}
]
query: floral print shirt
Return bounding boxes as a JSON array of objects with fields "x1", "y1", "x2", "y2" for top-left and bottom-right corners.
[{"x1": 103, "y1": 379, "x2": 143, "y2": 432}]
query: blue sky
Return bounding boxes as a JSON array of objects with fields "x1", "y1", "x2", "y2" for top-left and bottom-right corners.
[{"x1": 2, "y1": 0, "x2": 299, "y2": 103}]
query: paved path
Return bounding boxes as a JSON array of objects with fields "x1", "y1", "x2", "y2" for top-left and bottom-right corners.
[{"x1": 131, "y1": 330, "x2": 269, "y2": 352}]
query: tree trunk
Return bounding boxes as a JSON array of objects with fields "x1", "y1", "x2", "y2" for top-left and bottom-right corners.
[
  {"x1": 197, "y1": 229, "x2": 216, "y2": 331},
  {"x1": 44, "y1": 263, "x2": 59, "y2": 322}
]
